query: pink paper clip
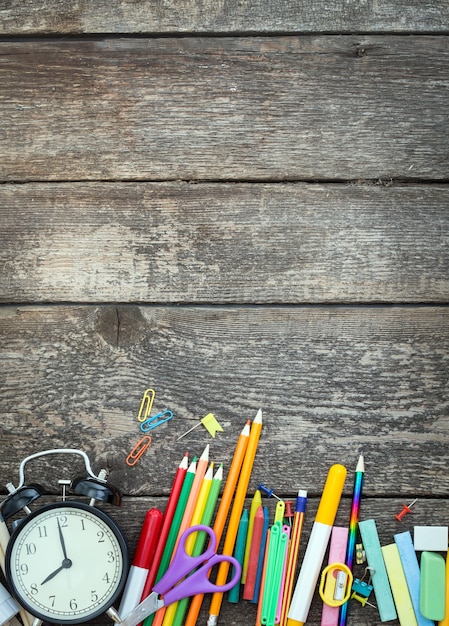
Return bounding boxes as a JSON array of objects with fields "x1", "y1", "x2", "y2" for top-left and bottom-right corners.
[{"x1": 126, "y1": 435, "x2": 152, "y2": 466}]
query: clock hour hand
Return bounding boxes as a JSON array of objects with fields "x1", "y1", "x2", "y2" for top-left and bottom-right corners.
[{"x1": 41, "y1": 558, "x2": 72, "y2": 585}]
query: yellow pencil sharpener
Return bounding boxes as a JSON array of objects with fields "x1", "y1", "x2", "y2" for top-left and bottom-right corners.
[{"x1": 319, "y1": 562, "x2": 353, "y2": 607}]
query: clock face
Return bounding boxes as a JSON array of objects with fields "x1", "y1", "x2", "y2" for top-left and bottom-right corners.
[{"x1": 5, "y1": 501, "x2": 129, "y2": 624}]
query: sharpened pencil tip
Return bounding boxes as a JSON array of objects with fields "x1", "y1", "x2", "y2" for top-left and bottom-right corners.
[
  {"x1": 200, "y1": 444, "x2": 210, "y2": 460},
  {"x1": 356, "y1": 454, "x2": 365, "y2": 473},
  {"x1": 254, "y1": 408, "x2": 262, "y2": 424}
]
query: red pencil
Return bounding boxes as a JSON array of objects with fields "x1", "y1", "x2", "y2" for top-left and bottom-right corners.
[
  {"x1": 139, "y1": 452, "x2": 189, "y2": 601},
  {"x1": 243, "y1": 506, "x2": 265, "y2": 601}
]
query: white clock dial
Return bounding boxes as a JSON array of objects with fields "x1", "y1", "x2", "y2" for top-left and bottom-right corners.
[{"x1": 6, "y1": 501, "x2": 128, "y2": 624}]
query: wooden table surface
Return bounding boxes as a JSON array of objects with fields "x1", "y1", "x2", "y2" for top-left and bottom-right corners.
[{"x1": 1, "y1": 3, "x2": 449, "y2": 625}]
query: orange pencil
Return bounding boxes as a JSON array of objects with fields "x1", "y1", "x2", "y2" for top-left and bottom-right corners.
[
  {"x1": 184, "y1": 419, "x2": 251, "y2": 626},
  {"x1": 208, "y1": 408, "x2": 263, "y2": 626}
]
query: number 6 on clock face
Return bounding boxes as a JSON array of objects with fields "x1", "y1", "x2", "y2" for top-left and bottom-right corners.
[{"x1": 5, "y1": 501, "x2": 129, "y2": 624}]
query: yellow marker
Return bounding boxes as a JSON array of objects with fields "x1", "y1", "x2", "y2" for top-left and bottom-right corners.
[
  {"x1": 287, "y1": 464, "x2": 347, "y2": 626},
  {"x1": 242, "y1": 490, "x2": 262, "y2": 583}
]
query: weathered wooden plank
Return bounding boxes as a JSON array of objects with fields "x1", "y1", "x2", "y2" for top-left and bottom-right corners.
[
  {"x1": 0, "y1": 37, "x2": 447, "y2": 182},
  {"x1": 2, "y1": 182, "x2": 449, "y2": 304},
  {"x1": 1, "y1": 305, "x2": 448, "y2": 498},
  {"x1": 1, "y1": 0, "x2": 448, "y2": 35}
]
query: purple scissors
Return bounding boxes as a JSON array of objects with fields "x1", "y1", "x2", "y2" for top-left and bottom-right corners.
[{"x1": 119, "y1": 525, "x2": 241, "y2": 626}]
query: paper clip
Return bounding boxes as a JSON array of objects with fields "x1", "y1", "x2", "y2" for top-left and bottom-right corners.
[
  {"x1": 137, "y1": 388, "x2": 156, "y2": 422},
  {"x1": 126, "y1": 435, "x2": 152, "y2": 466},
  {"x1": 140, "y1": 410, "x2": 174, "y2": 433}
]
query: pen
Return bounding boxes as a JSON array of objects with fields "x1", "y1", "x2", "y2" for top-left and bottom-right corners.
[
  {"x1": 287, "y1": 464, "x2": 347, "y2": 626},
  {"x1": 118, "y1": 508, "x2": 163, "y2": 619},
  {"x1": 280, "y1": 490, "x2": 307, "y2": 626}
]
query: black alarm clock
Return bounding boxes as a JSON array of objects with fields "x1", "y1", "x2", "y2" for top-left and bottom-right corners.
[{"x1": 2, "y1": 449, "x2": 129, "y2": 624}]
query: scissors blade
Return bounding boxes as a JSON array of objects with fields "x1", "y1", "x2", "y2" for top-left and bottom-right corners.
[{"x1": 119, "y1": 592, "x2": 164, "y2": 626}]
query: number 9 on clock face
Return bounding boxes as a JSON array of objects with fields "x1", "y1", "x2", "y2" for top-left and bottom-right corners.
[{"x1": 5, "y1": 501, "x2": 129, "y2": 624}]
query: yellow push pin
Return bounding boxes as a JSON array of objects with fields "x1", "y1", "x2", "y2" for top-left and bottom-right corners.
[{"x1": 176, "y1": 413, "x2": 224, "y2": 440}]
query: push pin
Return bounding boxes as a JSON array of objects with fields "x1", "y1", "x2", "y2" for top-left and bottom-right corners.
[
  {"x1": 258, "y1": 484, "x2": 282, "y2": 501},
  {"x1": 395, "y1": 498, "x2": 417, "y2": 521},
  {"x1": 284, "y1": 501, "x2": 294, "y2": 525}
]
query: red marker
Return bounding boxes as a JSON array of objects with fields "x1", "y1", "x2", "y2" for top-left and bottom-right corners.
[{"x1": 118, "y1": 508, "x2": 163, "y2": 619}]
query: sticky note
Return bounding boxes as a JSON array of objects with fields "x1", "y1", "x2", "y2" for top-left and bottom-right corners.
[
  {"x1": 394, "y1": 531, "x2": 434, "y2": 626},
  {"x1": 382, "y1": 543, "x2": 418, "y2": 626},
  {"x1": 359, "y1": 519, "x2": 397, "y2": 622},
  {"x1": 414, "y1": 526, "x2": 449, "y2": 552},
  {"x1": 420, "y1": 551, "x2": 446, "y2": 621}
]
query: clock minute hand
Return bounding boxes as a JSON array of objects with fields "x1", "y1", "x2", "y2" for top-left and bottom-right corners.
[{"x1": 57, "y1": 518, "x2": 69, "y2": 559}]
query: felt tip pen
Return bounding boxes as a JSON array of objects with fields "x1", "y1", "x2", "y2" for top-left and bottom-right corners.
[
  {"x1": 118, "y1": 508, "x2": 163, "y2": 619},
  {"x1": 287, "y1": 464, "x2": 347, "y2": 626}
]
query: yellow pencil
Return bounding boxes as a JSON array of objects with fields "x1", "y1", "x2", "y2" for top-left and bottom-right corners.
[
  {"x1": 184, "y1": 420, "x2": 251, "y2": 626},
  {"x1": 208, "y1": 408, "x2": 263, "y2": 626}
]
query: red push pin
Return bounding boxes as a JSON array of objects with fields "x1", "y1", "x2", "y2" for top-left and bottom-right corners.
[
  {"x1": 395, "y1": 498, "x2": 417, "y2": 521},
  {"x1": 284, "y1": 501, "x2": 294, "y2": 525}
]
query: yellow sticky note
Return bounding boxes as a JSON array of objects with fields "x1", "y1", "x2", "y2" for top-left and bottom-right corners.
[{"x1": 200, "y1": 413, "x2": 224, "y2": 437}]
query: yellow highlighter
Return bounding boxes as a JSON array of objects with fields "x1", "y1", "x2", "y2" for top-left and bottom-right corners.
[{"x1": 287, "y1": 464, "x2": 347, "y2": 626}]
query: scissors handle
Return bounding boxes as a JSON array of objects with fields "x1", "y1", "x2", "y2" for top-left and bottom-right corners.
[
  {"x1": 153, "y1": 525, "x2": 241, "y2": 605},
  {"x1": 161, "y1": 553, "x2": 241, "y2": 606}
]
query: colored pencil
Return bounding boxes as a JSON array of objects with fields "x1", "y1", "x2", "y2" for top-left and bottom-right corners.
[
  {"x1": 279, "y1": 490, "x2": 307, "y2": 626},
  {"x1": 143, "y1": 456, "x2": 196, "y2": 626},
  {"x1": 243, "y1": 506, "x2": 264, "y2": 600},
  {"x1": 208, "y1": 408, "x2": 263, "y2": 625},
  {"x1": 252, "y1": 506, "x2": 270, "y2": 603},
  {"x1": 228, "y1": 510, "x2": 249, "y2": 603},
  {"x1": 184, "y1": 420, "x2": 251, "y2": 626},
  {"x1": 162, "y1": 460, "x2": 213, "y2": 626},
  {"x1": 172, "y1": 464, "x2": 224, "y2": 626},
  {"x1": 242, "y1": 489, "x2": 262, "y2": 583},
  {"x1": 338, "y1": 454, "x2": 364, "y2": 626},
  {"x1": 139, "y1": 453, "x2": 189, "y2": 606},
  {"x1": 185, "y1": 461, "x2": 214, "y2": 554}
]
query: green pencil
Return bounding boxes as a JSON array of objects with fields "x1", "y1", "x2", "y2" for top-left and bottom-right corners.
[
  {"x1": 143, "y1": 456, "x2": 197, "y2": 626},
  {"x1": 172, "y1": 464, "x2": 224, "y2": 626}
]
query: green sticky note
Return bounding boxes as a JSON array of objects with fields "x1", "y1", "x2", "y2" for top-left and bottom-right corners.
[{"x1": 420, "y1": 551, "x2": 446, "y2": 621}]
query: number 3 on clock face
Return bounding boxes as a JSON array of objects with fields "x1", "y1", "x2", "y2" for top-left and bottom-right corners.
[{"x1": 5, "y1": 501, "x2": 129, "y2": 624}]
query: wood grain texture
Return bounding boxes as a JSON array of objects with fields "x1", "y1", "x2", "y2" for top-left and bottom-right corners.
[
  {"x1": 1, "y1": 0, "x2": 448, "y2": 35},
  {"x1": 0, "y1": 37, "x2": 448, "y2": 182},
  {"x1": 1, "y1": 305, "x2": 448, "y2": 498},
  {"x1": 2, "y1": 182, "x2": 449, "y2": 304}
]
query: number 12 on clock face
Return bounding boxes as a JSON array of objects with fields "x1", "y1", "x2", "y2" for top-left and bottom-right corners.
[{"x1": 5, "y1": 501, "x2": 129, "y2": 624}]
